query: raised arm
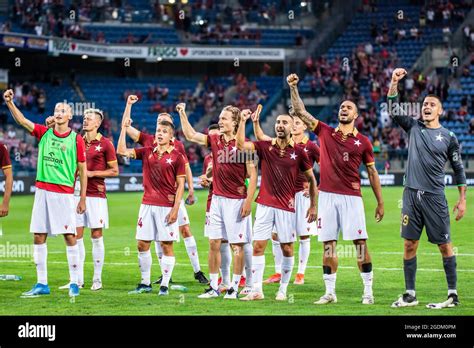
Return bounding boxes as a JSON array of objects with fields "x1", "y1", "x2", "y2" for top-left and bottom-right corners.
[
  {"x1": 121, "y1": 95, "x2": 141, "y2": 142},
  {"x1": 287, "y1": 74, "x2": 318, "y2": 131},
  {"x1": 448, "y1": 135, "x2": 467, "y2": 221},
  {"x1": 387, "y1": 68, "x2": 416, "y2": 132},
  {"x1": 176, "y1": 103, "x2": 207, "y2": 145},
  {"x1": 303, "y1": 169, "x2": 318, "y2": 223},
  {"x1": 236, "y1": 109, "x2": 256, "y2": 151},
  {"x1": 367, "y1": 164, "x2": 384, "y2": 222},
  {"x1": 3, "y1": 89, "x2": 34, "y2": 133},
  {"x1": 117, "y1": 117, "x2": 137, "y2": 159},
  {"x1": 252, "y1": 104, "x2": 271, "y2": 141}
]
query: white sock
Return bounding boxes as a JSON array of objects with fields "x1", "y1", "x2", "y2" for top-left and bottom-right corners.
[
  {"x1": 76, "y1": 238, "x2": 85, "y2": 285},
  {"x1": 360, "y1": 271, "x2": 373, "y2": 296},
  {"x1": 279, "y1": 256, "x2": 294, "y2": 294},
  {"x1": 297, "y1": 239, "x2": 310, "y2": 274},
  {"x1": 406, "y1": 289, "x2": 416, "y2": 297},
  {"x1": 138, "y1": 250, "x2": 152, "y2": 286},
  {"x1": 91, "y1": 237, "x2": 104, "y2": 281},
  {"x1": 271, "y1": 239, "x2": 282, "y2": 274},
  {"x1": 66, "y1": 245, "x2": 79, "y2": 285},
  {"x1": 448, "y1": 289, "x2": 457, "y2": 296},
  {"x1": 34, "y1": 243, "x2": 48, "y2": 285},
  {"x1": 184, "y1": 236, "x2": 200, "y2": 273},
  {"x1": 231, "y1": 274, "x2": 241, "y2": 291},
  {"x1": 210, "y1": 273, "x2": 219, "y2": 291},
  {"x1": 220, "y1": 242, "x2": 231, "y2": 285},
  {"x1": 154, "y1": 241, "x2": 163, "y2": 267},
  {"x1": 243, "y1": 243, "x2": 253, "y2": 286},
  {"x1": 251, "y1": 255, "x2": 265, "y2": 293},
  {"x1": 323, "y1": 273, "x2": 337, "y2": 295},
  {"x1": 160, "y1": 255, "x2": 175, "y2": 288}
]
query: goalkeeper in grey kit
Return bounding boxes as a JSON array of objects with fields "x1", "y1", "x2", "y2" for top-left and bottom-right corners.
[{"x1": 387, "y1": 68, "x2": 467, "y2": 309}]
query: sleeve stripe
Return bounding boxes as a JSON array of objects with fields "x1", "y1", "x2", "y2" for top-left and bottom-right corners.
[
  {"x1": 365, "y1": 162, "x2": 375, "y2": 166},
  {"x1": 176, "y1": 175, "x2": 186, "y2": 178},
  {"x1": 457, "y1": 184, "x2": 467, "y2": 187},
  {"x1": 2, "y1": 165, "x2": 12, "y2": 170},
  {"x1": 107, "y1": 160, "x2": 117, "y2": 164}
]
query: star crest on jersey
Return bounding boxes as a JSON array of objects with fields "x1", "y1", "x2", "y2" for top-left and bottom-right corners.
[
  {"x1": 231, "y1": 146, "x2": 237, "y2": 152},
  {"x1": 290, "y1": 152, "x2": 297, "y2": 160},
  {"x1": 166, "y1": 158, "x2": 173, "y2": 165},
  {"x1": 354, "y1": 139, "x2": 361, "y2": 147},
  {"x1": 95, "y1": 144, "x2": 102, "y2": 152},
  {"x1": 436, "y1": 133, "x2": 444, "y2": 142},
  {"x1": 304, "y1": 147, "x2": 309, "y2": 153}
]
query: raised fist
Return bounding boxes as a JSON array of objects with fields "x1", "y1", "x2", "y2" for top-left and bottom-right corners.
[
  {"x1": 3, "y1": 89, "x2": 14, "y2": 103},
  {"x1": 240, "y1": 109, "x2": 252, "y2": 122},
  {"x1": 45, "y1": 116, "x2": 55, "y2": 128},
  {"x1": 176, "y1": 103, "x2": 186, "y2": 114},
  {"x1": 127, "y1": 95, "x2": 138, "y2": 105},
  {"x1": 287, "y1": 74, "x2": 299, "y2": 87},
  {"x1": 391, "y1": 68, "x2": 407, "y2": 83},
  {"x1": 251, "y1": 104, "x2": 263, "y2": 122}
]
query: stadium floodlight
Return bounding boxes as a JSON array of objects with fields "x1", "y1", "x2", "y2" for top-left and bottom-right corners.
[
  {"x1": 169, "y1": 0, "x2": 176, "y2": 4},
  {"x1": 81, "y1": 55, "x2": 88, "y2": 60},
  {"x1": 181, "y1": 0, "x2": 188, "y2": 3},
  {"x1": 156, "y1": 56, "x2": 163, "y2": 62},
  {"x1": 8, "y1": 47, "x2": 15, "y2": 52},
  {"x1": 301, "y1": 1, "x2": 307, "y2": 7}
]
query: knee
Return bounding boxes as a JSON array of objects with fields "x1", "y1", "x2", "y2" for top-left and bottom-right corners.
[
  {"x1": 253, "y1": 242, "x2": 265, "y2": 255},
  {"x1": 404, "y1": 239, "x2": 418, "y2": 254},
  {"x1": 91, "y1": 229, "x2": 103, "y2": 239},
  {"x1": 280, "y1": 243, "x2": 293, "y2": 256},
  {"x1": 209, "y1": 240, "x2": 221, "y2": 252},
  {"x1": 438, "y1": 243, "x2": 452, "y2": 257},
  {"x1": 137, "y1": 241, "x2": 149, "y2": 252},
  {"x1": 180, "y1": 225, "x2": 191, "y2": 238}
]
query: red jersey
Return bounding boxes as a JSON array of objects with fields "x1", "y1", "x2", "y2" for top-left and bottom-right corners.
[
  {"x1": 313, "y1": 122, "x2": 375, "y2": 197},
  {"x1": 83, "y1": 133, "x2": 117, "y2": 198},
  {"x1": 0, "y1": 142, "x2": 12, "y2": 171},
  {"x1": 207, "y1": 134, "x2": 247, "y2": 200},
  {"x1": 252, "y1": 138, "x2": 312, "y2": 212},
  {"x1": 138, "y1": 132, "x2": 189, "y2": 164},
  {"x1": 202, "y1": 154, "x2": 213, "y2": 212},
  {"x1": 31, "y1": 124, "x2": 86, "y2": 194},
  {"x1": 294, "y1": 136, "x2": 320, "y2": 192},
  {"x1": 134, "y1": 146, "x2": 186, "y2": 207}
]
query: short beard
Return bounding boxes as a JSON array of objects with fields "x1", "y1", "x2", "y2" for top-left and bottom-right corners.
[{"x1": 338, "y1": 118, "x2": 353, "y2": 125}]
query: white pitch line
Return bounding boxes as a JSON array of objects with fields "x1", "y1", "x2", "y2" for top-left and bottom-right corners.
[{"x1": 1, "y1": 259, "x2": 474, "y2": 272}]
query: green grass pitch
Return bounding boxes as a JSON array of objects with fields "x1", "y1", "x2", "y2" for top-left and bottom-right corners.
[{"x1": 0, "y1": 187, "x2": 472, "y2": 315}]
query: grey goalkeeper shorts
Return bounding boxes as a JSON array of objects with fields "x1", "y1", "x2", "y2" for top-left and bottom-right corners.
[{"x1": 400, "y1": 187, "x2": 451, "y2": 245}]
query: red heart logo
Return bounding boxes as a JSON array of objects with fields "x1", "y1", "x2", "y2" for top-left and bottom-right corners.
[
  {"x1": 71, "y1": 43, "x2": 77, "y2": 50},
  {"x1": 170, "y1": 232, "x2": 174, "y2": 236},
  {"x1": 180, "y1": 48, "x2": 188, "y2": 56},
  {"x1": 64, "y1": 225, "x2": 68, "y2": 230},
  {"x1": 239, "y1": 234, "x2": 243, "y2": 239}
]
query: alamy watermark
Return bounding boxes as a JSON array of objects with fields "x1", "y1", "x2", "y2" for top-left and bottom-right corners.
[
  {"x1": 60, "y1": 100, "x2": 96, "y2": 117},
  {"x1": 0, "y1": 242, "x2": 34, "y2": 258},
  {"x1": 380, "y1": 100, "x2": 421, "y2": 118},
  {"x1": 216, "y1": 147, "x2": 259, "y2": 166}
]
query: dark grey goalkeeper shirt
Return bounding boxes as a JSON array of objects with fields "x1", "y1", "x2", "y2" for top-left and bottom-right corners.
[{"x1": 387, "y1": 95, "x2": 467, "y2": 194}]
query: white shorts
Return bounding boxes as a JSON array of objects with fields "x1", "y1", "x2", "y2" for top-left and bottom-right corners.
[
  {"x1": 295, "y1": 191, "x2": 317, "y2": 237},
  {"x1": 135, "y1": 204, "x2": 179, "y2": 242},
  {"x1": 253, "y1": 204, "x2": 296, "y2": 244},
  {"x1": 207, "y1": 195, "x2": 252, "y2": 244},
  {"x1": 317, "y1": 191, "x2": 368, "y2": 242},
  {"x1": 75, "y1": 196, "x2": 109, "y2": 229},
  {"x1": 30, "y1": 188, "x2": 76, "y2": 235},
  {"x1": 178, "y1": 200, "x2": 190, "y2": 227},
  {"x1": 204, "y1": 211, "x2": 210, "y2": 238}
]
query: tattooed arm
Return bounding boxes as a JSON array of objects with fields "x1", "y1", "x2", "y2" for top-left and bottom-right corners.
[{"x1": 287, "y1": 74, "x2": 319, "y2": 131}]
